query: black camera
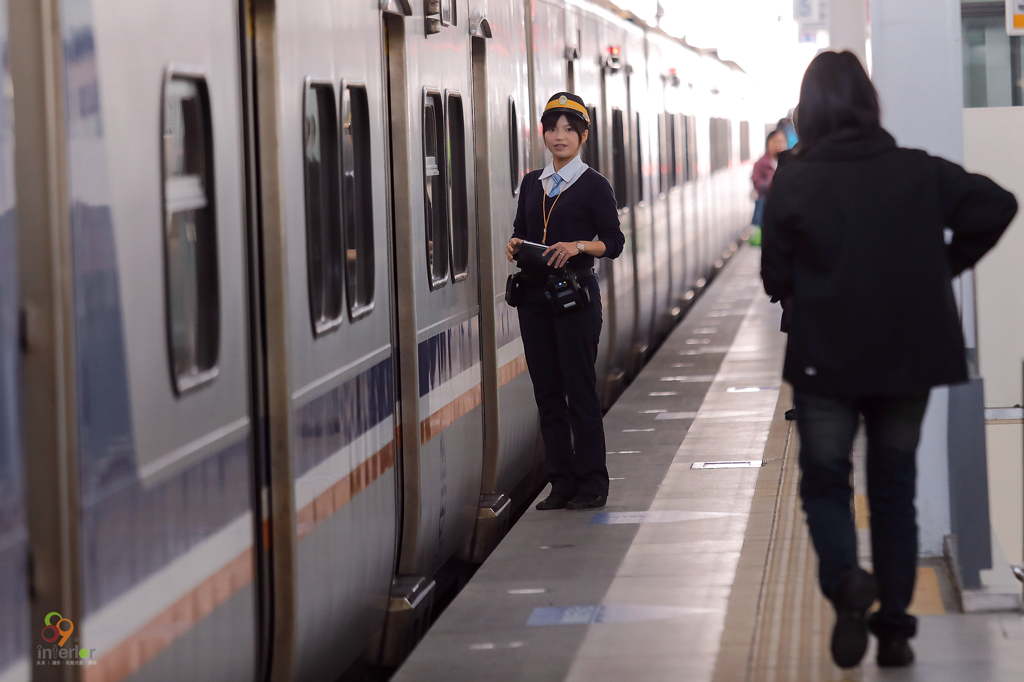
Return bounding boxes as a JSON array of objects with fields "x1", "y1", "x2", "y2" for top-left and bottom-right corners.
[{"x1": 544, "y1": 273, "x2": 591, "y2": 314}]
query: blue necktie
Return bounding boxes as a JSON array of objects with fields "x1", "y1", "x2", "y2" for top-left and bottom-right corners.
[{"x1": 547, "y1": 172, "x2": 563, "y2": 197}]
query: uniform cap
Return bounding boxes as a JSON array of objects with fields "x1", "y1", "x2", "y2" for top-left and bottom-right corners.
[{"x1": 543, "y1": 92, "x2": 590, "y2": 125}]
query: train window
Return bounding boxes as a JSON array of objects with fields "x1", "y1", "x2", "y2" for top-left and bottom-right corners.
[
  {"x1": 684, "y1": 115, "x2": 697, "y2": 181},
  {"x1": 667, "y1": 113, "x2": 678, "y2": 188},
  {"x1": 509, "y1": 97, "x2": 520, "y2": 195},
  {"x1": 446, "y1": 93, "x2": 469, "y2": 282},
  {"x1": 162, "y1": 74, "x2": 219, "y2": 393},
  {"x1": 635, "y1": 112, "x2": 644, "y2": 203},
  {"x1": 422, "y1": 91, "x2": 449, "y2": 289},
  {"x1": 709, "y1": 117, "x2": 732, "y2": 173},
  {"x1": 342, "y1": 84, "x2": 375, "y2": 319},
  {"x1": 611, "y1": 108, "x2": 627, "y2": 210},
  {"x1": 657, "y1": 113, "x2": 666, "y2": 195},
  {"x1": 583, "y1": 105, "x2": 599, "y2": 173},
  {"x1": 740, "y1": 120, "x2": 751, "y2": 162},
  {"x1": 302, "y1": 81, "x2": 343, "y2": 336},
  {"x1": 675, "y1": 115, "x2": 685, "y2": 185}
]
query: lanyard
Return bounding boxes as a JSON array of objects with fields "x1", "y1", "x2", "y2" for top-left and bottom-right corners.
[{"x1": 541, "y1": 176, "x2": 563, "y2": 244}]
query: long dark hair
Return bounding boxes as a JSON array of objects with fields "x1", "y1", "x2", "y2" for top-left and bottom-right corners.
[{"x1": 797, "y1": 51, "x2": 880, "y2": 153}]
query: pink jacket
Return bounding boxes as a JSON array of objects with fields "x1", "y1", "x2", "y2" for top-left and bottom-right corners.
[{"x1": 751, "y1": 153, "x2": 777, "y2": 199}]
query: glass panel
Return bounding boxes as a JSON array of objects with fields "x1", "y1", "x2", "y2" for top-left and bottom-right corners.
[
  {"x1": 342, "y1": 85, "x2": 375, "y2": 317},
  {"x1": 447, "y1": 94, "x2": 469, "y2": 280},
  {"x1": 962, "y1": 12, "x2": 1024, "y2": 108},
  {"x1": 163, "y1": 75, "x2": 219, "y2": 392},
  {"x1": 303, "y1": 83, "x2": 343, "y2": 333},
  {"x1": 423, "y1": 93, "x2": 449, "y2": 288},
  {"x1": 657, "y1": 113, "x2": 666, "y2": 195},
  {"x1": 584, "y1": 105, "x2": 600, "y2": 172},
  {"x1": 687, "y1": 115, "x2": 698, "y2": 180},
  {"x1": 612, "y1": 107, "x2": 627, "y2": 209},
  {"x1": 509, "y1": 97, "x2": 520, "y2": 194},
  {"x1": 668, "y1": 113, "x2": 678, "y2": 187},
  {"x1": 740, "y1": 120, "x2": 750, "y2": 162},
  {"x1": 635, "y1": 112, "x2": 644, "y2": 203}
]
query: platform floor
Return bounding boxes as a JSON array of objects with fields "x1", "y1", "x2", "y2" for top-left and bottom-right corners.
[{"x1": 393, "y1": 247, "x2": 1024, "y2": 682}]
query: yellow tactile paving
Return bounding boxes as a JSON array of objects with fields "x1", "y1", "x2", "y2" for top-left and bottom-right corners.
[{"x1": 722, "y1": 413, "x2": 950, "y2": 682}]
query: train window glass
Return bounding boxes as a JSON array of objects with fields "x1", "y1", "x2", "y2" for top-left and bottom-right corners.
[
  {"x1": 740, "y1": 120, "x2": 751, "y2": 162},
  {"x1": 657, "y1": 113, "x2": 666, "y2": 195},
  {"x1": 163, "y1": 75, "x2": 219, "y2": 393},
  {"x1": 423, "y1": 91, "x2": 449, "y2": 289},
  {"x1": 611, "y1": 108, "x2": 627, "y2": 210},
  {"x1": 709, "y1": 118, "x2": 718, "y2": 172},
  {"x1": 674, "y1": 115, "x2": 685, "y2": 185},
  {"x1": 667, "y1": 113, "x2": 678, "y2": 188},
  {"x1": 685, "y1": 115, "x2": 697, "y2": 180},
  {"x1": 342, "y1": 84, "x2": 375, "y2": 319},
  {"x1": 446, "y1": 93, "x2": 469, "y2": 281},
  {"x1": 583, "y1": 105, "x2": 599, "y2": 173},
  {"x1": 302, "y1": 82, "x2": 343, "y2": 336},
  {"x1": 635, "y1": 112, "x2": 644, "y2": 203},
  {"x1": 509, "y1": 97, "x2": 520, "y2": 195}
]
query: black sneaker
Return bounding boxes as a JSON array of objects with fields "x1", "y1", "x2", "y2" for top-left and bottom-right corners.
[
  {"x1": 565, "y1": 493, "x2": 607, "y2": 510},
  {"x1": 830, "y1": 568, "x2": 878, "y2": 669},
  {"x1": 876, "y1": 635, "x2": 914, "y2": 667},
  {"x1": 535, "y1": 493, "x2": 571, "y2": 510},
  {"x1": 785, "y1": 408, "x2": 797, "y2": 421}
]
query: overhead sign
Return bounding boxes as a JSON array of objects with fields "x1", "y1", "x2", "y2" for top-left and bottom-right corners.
[
  {"x1": 795, "y1": 0, "x2": 829, "y2": 33},
  {"x1": 1009, "y1": 0, "x2": 1024, "y2": 36}
]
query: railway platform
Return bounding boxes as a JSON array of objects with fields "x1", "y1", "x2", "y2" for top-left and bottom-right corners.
[{"x1": 393, "y1": 246, "x2": 1024, "y2": 682}]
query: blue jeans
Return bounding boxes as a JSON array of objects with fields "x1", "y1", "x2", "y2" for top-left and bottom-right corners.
[
  {"x1": 752, "y1": 198, "x2": 764, "y2": 225},
  {"x1": 794, "y1": 390, "x2": 930, "y2": 637}
]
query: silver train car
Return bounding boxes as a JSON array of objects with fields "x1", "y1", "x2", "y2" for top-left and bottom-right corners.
[{"x1": 0, "y1": 1, "x2": 764, "y2": 681}]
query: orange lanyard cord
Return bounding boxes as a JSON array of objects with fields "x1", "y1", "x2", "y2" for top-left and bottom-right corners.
[{"x1": 541, "y1": 177, "x2": 564, "y2": 244}]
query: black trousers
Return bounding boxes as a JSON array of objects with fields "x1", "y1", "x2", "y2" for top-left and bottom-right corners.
[
  {"x1": 794, "y1": 389, "x2": 930, "y2": 638},
  {"x1": 518, "y1": 276, "x2": 608, "y2": 497}
]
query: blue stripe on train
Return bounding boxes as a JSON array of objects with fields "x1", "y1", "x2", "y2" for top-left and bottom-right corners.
[
  {"x1": 292, "y1": 357, "x2": 394, "y2": 480},
  {"x1": 418, "y1": 316, "x2": 481, "y2": 398}
]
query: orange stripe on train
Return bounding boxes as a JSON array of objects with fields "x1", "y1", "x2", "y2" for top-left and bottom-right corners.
[{"x1": 85, "y1": 442, "x2": 396, "y2": 682}]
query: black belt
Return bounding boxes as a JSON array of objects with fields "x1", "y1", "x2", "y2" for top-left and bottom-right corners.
[{"x1": 520, "y1": 267, "x2": 594, "y2": 287}]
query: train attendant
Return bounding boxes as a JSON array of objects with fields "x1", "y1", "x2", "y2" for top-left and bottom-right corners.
[{"x1": 505, "y1": 92, "x2": 625, "y2": 511}]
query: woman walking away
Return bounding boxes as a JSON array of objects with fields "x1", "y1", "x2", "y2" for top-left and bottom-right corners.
[
  {"x1": 761, "y1": 51, "x2": 1016, "y2": 670},
  {"x1": 506, "y1": 92, "x2": 625, "y2": 511},
  {"x1": 751, "y1": 128, "x2": 788, "y2": 226}
]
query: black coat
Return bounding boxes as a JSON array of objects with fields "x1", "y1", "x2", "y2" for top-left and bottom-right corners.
[{"x1": 761, "y1": 129, "x2": 1017, "y2": 396}]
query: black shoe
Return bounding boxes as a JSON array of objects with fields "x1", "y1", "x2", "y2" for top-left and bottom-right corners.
[
  {"x1": 830, "y1": 568, "x2": 878, "y2": 669},
  {"x1": 876, "y1": 635, "x2": 914, "y2": 667},
  {"x1": 785, "y1": 408, "x2": 797, "y2": 421},
  {"x1": 535, "y1": 493, "x2": 571, "y2": 510},
  {"x1": 565, "y1": 493, "x2": 607, "y2": 510}
]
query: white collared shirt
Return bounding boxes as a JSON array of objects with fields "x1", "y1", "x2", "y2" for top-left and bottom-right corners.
[{"x1": 539, "y1": 153, "x2": 589, "y2": 196}]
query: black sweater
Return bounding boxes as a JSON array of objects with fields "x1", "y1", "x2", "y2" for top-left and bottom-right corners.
[
  {"x1": 511, "y1": 168, "x2": 625, "y2": 270},
  {"x1": 761, "y1": 129, "x2": 1017, "y2": 396}
]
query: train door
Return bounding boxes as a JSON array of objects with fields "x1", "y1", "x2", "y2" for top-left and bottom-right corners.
[
  {"x1": 626, "y1": 32, "x2": 656, "y2": 363},
  {"x1": 468, "y1": 1, "x2": 539, "y2": 515},
  {"x1": 0, "y1": 3, "x2": 28, "y2": 678},
  {"x1": 13, "y1": 1, "x2": 263, "y2": 680},
  {"x1": 596, "y1": 25, "x2": 637, "y2": 397},
  {"x1": 251, "y1": 0, "x2": 403, "y2": 679},
  {"x1": 383, "y1": 5, "x2": 485, "y2": 585}
]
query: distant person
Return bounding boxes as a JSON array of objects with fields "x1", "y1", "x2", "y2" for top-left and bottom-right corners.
[
  {"x1": 777, "y1": 115, "x2": 798, "y2": 148},
  {"x1": 776, "y1": 106, "x2": 801, "y2": 170},
  {"x1": 751, "y1": 129, "x2": 788, "y2": 226},
  {"x1": 761, "y1": 51, "x2": 1016, "y2": 670}
]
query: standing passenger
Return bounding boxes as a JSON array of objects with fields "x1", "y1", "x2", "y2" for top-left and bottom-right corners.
[
  {"x1": 761, "y1": 51, "x2": 1016, "y2": 669},
  {"x1": 751, "y1": 129, "x2": 788, "y2": 226},
  {"x1": 506, "y1": 92, "x2": 625, "y2": 510}
]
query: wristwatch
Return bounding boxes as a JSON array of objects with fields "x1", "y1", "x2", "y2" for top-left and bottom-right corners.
[{"x1": 576, "y1": 240, "x2": 585, "y2": 255}]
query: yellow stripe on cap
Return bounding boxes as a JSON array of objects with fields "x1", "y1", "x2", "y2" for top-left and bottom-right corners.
[{"x1": 543, "y1": 97, "x2": 590, "y2": 123}]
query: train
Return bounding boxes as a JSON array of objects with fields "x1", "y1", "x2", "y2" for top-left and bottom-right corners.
[{"x1": 0, "y1": 1, "x2": 767, "y2": 681}]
